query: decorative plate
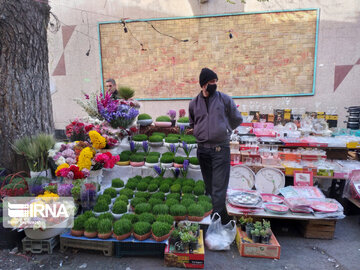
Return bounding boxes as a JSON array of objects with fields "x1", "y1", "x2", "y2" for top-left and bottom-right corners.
[
  {"x1": 255, "y1": 168, "x2": 285, "y2": 194},
  {"x1": 227, "y1": 191, "x2": 262, "y2": 208},
  {"x1": 264, "y1": 203, "x2": 289, "y2": 214},
  {"x1": 311, "y1": 201, "x2": 339, "y2": 213},
  {"x1": 229, "y1": 165, "x2": 255, "y2": 190},
  {"x1": 261, "y1": 193, "x2": 284, "y2": 204}
]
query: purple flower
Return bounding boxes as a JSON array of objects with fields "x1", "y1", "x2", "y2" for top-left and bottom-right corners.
[
  {"x1": 170, "y1": 144, "x2": 176, "y2": 153},
  {"x1": 66, "y1": 171, "x2": 74, "y2": 179},
  {"x1": 154, "y1": 165, "x2": 162, "y2": 175},
  {"x1": 142, "y1": 141, "x2": 148, "y2": 153},
  {"x1": 65, "y1": 157, "x2": 76, "y2": 165},
  {"x1": 30, "y1": 185, "x2": 44, "y2": 196},
  {"x1": 182, "y1": 141, "x2": 188, "y2": 152},
  {"x1": 58, "y1": 183, "x2": 74, "y2": 196},
  {"x1": 179, "y1": 125, "x2": 185, "y2": 135},
  {"x1": 167, "y1": 110, "x2": 176, "y2": 120},
  {"x1": 172, "y1": 167, "x2": 180, "y2": 178},
  {"x1": 183, "y1": 159, "x2": 189, "y2": 171},
  {"x1": 130, "y1": 141, "x2": 135, "y2": 152},
  {"x1": 85, "y1": 94, "x2": 89, "y2": 99}
]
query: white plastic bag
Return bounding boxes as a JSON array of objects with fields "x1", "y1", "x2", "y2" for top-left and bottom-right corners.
[{"x1": 205, "y1": 213, "x2": 237, "y2": 250}]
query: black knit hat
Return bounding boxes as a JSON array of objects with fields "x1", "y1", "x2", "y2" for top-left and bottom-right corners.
[{"x1": 199, "y1": 68, "x2": 218, "y2": 87}]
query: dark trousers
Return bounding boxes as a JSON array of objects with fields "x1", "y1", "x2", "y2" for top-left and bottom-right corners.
[{"x1": 197, "y1": 145, "x2": 230, "y2": 217}]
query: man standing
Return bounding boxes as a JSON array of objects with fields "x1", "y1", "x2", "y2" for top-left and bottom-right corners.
[
  {"x1": 105, "y1": 78, "x2": 118, "y2": 99},
  {"x1": 189, "y1": 68, "x2": 242, "y2": 224}
]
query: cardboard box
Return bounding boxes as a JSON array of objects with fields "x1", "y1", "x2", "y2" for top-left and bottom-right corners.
[
  {"x1": 235, "y1": 228, "x2": 281, "y2": 259},
  {"x1": 164, "y1": 230, "x2": 204, "y2": 269}
]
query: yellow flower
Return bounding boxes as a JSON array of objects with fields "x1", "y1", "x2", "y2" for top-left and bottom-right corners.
[
  {"x1": 78, "y1": 147, "x2": 94, "y2": 171},
  {"x1": 36, "y1": 191, "x2": 59, "y2": 203},
  {"x1": 55, "y1": 163, "x2": 69, "y2": 175},
  {"x1": 89, "y1": 130, "x2": 106, "y2": 149}
]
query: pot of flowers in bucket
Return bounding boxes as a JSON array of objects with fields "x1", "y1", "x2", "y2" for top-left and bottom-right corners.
[
  {"x1": 164, "y1": 137, "x2": 180, "y2": 148},
  {"x1": 111, "y1": 178, "x2": 124, "y2": 192},
  {"x1": 137, "y1": 113, "x2": 153, "y2": 127},
  {"x1": 173, "y1": 156, "x2": 185, "y2": 168},
  {"x1": 113, "y1": 219, "x2": 132, "y2": 240},
  {"x1": 133, "y1": 221, "x2": 152, "y2": 241},
  {"x1": 177, "y1": 116, "x2": 190, "y2": 128},
  {"x1": 129, "y1": 153, "x2": 145, "y2": 167},
  {"x1": 12, "y1": 133, "x2": 55, "y2": 179},
  {"x1": 148, "y1": 135, "x2": 164, "y2": 147},
  {"x1": 132, "y1": 134, "x2": 148, "y2": 147},
  {"x1": 97, "y1": 218, "x2": 113, "y2": 239},
  {"x1": 151, "y1": 221, "x2": 172, "y2": 242},
  {"x1": 111, "y1": 200, "x2": 128, "y2": 220},
  {"x1": 70, "y1": 215, "x2": 87, "y2": 237},
  {"x1": 117, "y1": 152, "x2": 130, "y2": 166},
  {"x1": 170, "y1": 204, "x2": 187, "y2": 222},
  {"x1": 84, "y1": 217, "x2": 98, "y2": 238},
  {"x1": 189, "y1": 157, "x2": 200, "y2": 170},
  {"x1": 155, "y1": 116, "x2": 172, "y2": 127},
  {"x1": 145, "y1": 155, "x2": 160, "y2": 168},
  {"x1": 187, "y1": 204, "x2": 205, "y2": 222},
  {"x1": 93, "y1": 201, "x2": 110, "y2": 217}
]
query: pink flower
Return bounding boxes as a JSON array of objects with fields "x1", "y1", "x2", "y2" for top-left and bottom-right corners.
[
  {"x1": 66, "y1": 171, "x2": 74, "y2": 179},
  {"x1": 82, "y1": 168, "x2": 90, "y2": 177}
]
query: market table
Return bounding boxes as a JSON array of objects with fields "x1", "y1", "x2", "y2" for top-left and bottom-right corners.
[{"x1": 226, "y1": 203, "x2": 342, "y2": 239}]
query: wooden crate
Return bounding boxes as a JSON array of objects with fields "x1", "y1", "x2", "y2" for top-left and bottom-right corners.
[
  {"x1": 297, "y1": 219, "x2": 337, "y2": 239},
  {"x1": 60, "y1": 237, "x2": 114, "y2": 256}
]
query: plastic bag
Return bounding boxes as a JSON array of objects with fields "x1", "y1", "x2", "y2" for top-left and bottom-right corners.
[{"x1": 205, "y1": 213, "x2": 237, "y2": 250}]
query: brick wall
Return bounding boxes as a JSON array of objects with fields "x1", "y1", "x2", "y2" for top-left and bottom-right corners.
[{"x1": 99, "y1": 10, "x2": 317, "y2": 99}]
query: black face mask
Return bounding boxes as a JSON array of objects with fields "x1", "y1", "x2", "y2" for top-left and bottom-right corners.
[{"x1": 206, "y1": 84, "x2": 217, "y2": 96}]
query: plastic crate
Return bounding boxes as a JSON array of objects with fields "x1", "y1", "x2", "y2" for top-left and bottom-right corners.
[
  {"x1": 22, "y1": 236, "x2": 59, "y2": 254},
  {"x1": 114, "y1": 241, "x2": 166, "y2": 258},
  {"x1": 60, "y1": 237, "x2": 114, "y2": 256}
]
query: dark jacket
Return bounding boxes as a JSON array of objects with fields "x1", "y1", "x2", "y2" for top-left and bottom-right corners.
[{"x1": 189, "y1": 91, "x2": 242, "y2": 145}]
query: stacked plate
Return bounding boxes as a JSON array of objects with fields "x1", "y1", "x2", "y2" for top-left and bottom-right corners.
[{"x1": 227, "y1": 191, "x2": 263, "y2": 213}]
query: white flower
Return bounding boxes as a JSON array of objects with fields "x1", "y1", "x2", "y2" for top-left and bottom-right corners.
[
  {"x1": 33, "y1": 220, "x2": 46, "y2": 230},
  {"x1": 48, "y1": 149, "x2": 57, "y2": 158},
  {"x1": 55, "y1": 156, "x2": 66, "y2": 165},
  {"x1": 54, "y1": 142, "x2": 65, "y2": 151}
]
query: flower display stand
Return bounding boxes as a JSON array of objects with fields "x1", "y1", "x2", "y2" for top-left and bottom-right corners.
[{"x1": 22, "y1": 236, "x2": 59, "y2": 254}]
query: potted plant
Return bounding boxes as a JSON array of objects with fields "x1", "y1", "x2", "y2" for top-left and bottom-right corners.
[
  {"x1": 137, "y1": 113, "x2": 153, "y2": 126},
  {"x1": 151, "y1": 221, "x2": 172, "y2": 242},
  {"x1": 147, "y1": 183, "x2": 158, "y2": 192},
  {"x1": 187, "y1": 204, "x2": 205, "y2": 222},
  {"x1": 115, "y1": 195, "x2": 129, "y2": 204},
  {"x1": 154, "y1": 116, "x2": 172, "y2": 127},
  {"x1": 125, "y1": 181, "x2": 137, "y2": 190},
  {"x1": 134, "y1": 203, "x2": 152, "y2": 215},
  {"x1": 121, "y1": 213, "x2": 139, "y2": 224},
  {"x1": 178, "y1": 231, "x2": 191, "y2": 251},
  {"x1": 113, "y1": 219, "x2": 132, "y2": 240},
  {"x1": 160, "y1": 155, "x2": 173, "y2": 168},
  {"x1": 117, "y1": 152, "x2": 130, "y2": 166},
  {"x1": 97, "y1": 219, "x2": 113, "y2": 239},
  {"x1": 71, "y1": 215, "x2": 87, "y2": 237},
  {"x1": 189, "y1": 157, "x2": 200, "y2": 169},
  {"x1": 97, "y1": 194, "x2": 112, "y2": 205},
  {"x1": 197, "y1": 195, "x2": 211, "y2": 203},
  {"x1": 239, "y1": 216, "x2": 247, "y2": 231},
  {"x1": 136, "y1": 181, "x2": 148, "y2": 192},
  {"x1": 245, "y1": 217, "x2": 254, "y2": 239},
  {"x1": 193, "y1": 185, "x2": 205, "y2": 196},
  {"x1": 12, "y1": 133, "x2": 55, "y2": 178},
  {"x1": 152, "y1": 204, "x2": 169, "y2": 215},
  {"x1": 151, "y1": 191, "x2": 165, "y2": 201},
  {"x1": 98, "y1": 212, "x2": 114, "y2": 223},
  {"x1": 152, "y1": 132, "x2": 166, "y2": 138},
  {"x1": 182, "y1": 193, "x2": 196, "y2": 202},
  {"x1": 130, "y1": 197, "x2": 147, "y2": 209},
  {"x1": 170, "y1": 184, "x2": 181, "y2": 194},
  {"x1": 169, "y1": 229, "x2": 181, "y2": 246},
  {"x1": 148, "y1": 135, "x2": 164, "y2": 147},
  {"x1": 167, "y1": 193, "x2": 181, "y2": 201},
  {"x1": 170, "y1": 204, "x2": 187, "y2": 221},
  {"x1": 198, "y1": 201, "x2": 213, "y2": 217},
  {"x1": 262, "y1": 219, "x2": 272, "y2": 244},
  {"x1": 165, "y1": 198, "x2": 179, "y2": 208},
  {"x1": 167, "y1": 110, "x2": 177, "y2": 127},
  {"x1": 195, "y1": 180, "x2": 205, "y2": 189},
  {"x1": 133, "y1": 221, "x2": 152, "y2": 241},
  {"x1": 148, "y1": 198, "x2": 163, "y2": 208},
  {"x1": 132, "y1": 134, "x2": 148, "y2": 146},
  {"x1": 103, "y1": 187, "x2": 117, "y2": 200},
  {"x1": 93, "y1": 201, "x2": 110, "y2": 217},
  {"x1": 182, "y1": 185, "x2": 193, "y2": 194},
  {"x1": 111, "y1": 200, "x2": 128, "y2": 219},
  {"x1": 251, "y1": 228, "x2": 261, "y2": 243},
  {"x1": 84, "y1": 217, "x2": 98, "y2": 238},
  {"x1": 159, "y1": 183, "x2": 170, "y2": 193},
  {"x1": 156, "y1": 214, "x2": 174, "y2": 227},
  {"x1": 173, "y1": 156, "x2": 185, "y2": 168},
  {"x1": 135, "y1": 191, "x2": 151, "y2": 200},
  {"x1": 148, "y1": 151, "x2": 161, "y2": 158},
  {"x1": 129, "y1": 153, "x2": 145, "y2": 167},
  {"x1": 119, "y1": 188, "x2": 134, "y2": 199},
  {"x1": 145, "y1": 155, "x2": 160, "y2": 168},
  {"x1": 177, "y1": 116, "x2": 190, "y2": 127},
  {"x1": 138, "y1": 213, "x2": 156, "y2": 224},
  {"x1": 180, "y1": 199, "x2": 193, "y2": 209}
]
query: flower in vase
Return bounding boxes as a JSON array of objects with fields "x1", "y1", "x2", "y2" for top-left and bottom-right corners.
[
  {"x1": 142, "y1": 141, "x2": 150, "y2": 153},
  {"x1": 153, "y1": 165, "x2": 166, "y2": 177},
  {"x1": 167, "y1": 110, "x2": 176, "y2": 120}
]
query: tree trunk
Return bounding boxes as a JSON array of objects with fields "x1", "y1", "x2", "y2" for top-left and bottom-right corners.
[{"x1": 0, "y1": 0, "x2": 54, "y2": 173}]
